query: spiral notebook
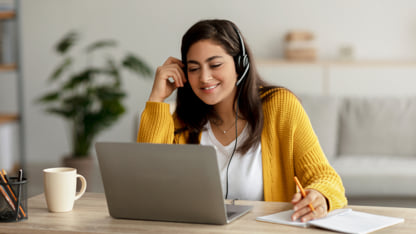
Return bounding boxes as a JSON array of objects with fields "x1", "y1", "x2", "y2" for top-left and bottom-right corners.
[{"x1": 256, "y1": 208, "x2": 404, "y2": 234}]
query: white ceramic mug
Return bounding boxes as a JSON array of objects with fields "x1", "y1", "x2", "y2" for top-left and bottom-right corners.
[{"x1": 43, "y1": 167, "x2": 87, "y2": 212}]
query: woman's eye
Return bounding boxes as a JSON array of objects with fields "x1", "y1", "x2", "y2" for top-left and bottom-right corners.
[
  {"x1": 188, "y1": 67, "x2": 199, "y2": 72},
  {"x1": 211, "y1": 63, "x2": 222, "y2": 69}
]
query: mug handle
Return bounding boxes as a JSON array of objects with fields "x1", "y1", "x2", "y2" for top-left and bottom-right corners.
[{"x1": 74, "y1": 174, "x2": 87, "y2": 200}]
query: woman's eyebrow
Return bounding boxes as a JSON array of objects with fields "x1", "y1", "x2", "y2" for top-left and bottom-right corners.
[
  {"x1": 187, "y1": 55, "x2": 224, "y2": 65},
  {"x1": 206, "y1": 55, "x2": 223, "y2": 62}
]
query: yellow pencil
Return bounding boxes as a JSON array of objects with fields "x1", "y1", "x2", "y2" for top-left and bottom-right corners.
[{"x1": 294, "y1": 176, "x2": 315, "y2": 213}]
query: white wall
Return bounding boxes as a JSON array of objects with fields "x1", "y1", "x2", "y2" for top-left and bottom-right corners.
[{"x1": 18, "y1": 0, "x2": 416, "y2": 163}]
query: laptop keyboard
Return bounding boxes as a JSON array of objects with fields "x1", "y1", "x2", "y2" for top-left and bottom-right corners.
[{"x1": 227, "y1": 211, "x2": 237, "y2": 218}]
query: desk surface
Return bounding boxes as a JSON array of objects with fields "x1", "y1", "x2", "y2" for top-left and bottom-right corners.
[{"x1": 2, "y1": 193, "x2": 415, "y2": 233}]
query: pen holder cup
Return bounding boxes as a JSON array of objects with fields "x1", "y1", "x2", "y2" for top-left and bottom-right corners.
[{"x1": 0, "y1": 177, "x2": 28, "y2": 222}]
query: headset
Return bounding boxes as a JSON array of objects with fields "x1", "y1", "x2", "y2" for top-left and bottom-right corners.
[{"x1": 233, "y1": 26, "x2": 250, "y2": 86}]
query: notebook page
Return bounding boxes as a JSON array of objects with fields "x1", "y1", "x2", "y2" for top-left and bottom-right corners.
[
  {"x1": 256, "y1": 209, "x2": 309, "y2": 227},
  {"x1": 308, "y1": 210, "x2": 404, "y2": 234},
  {"x1": 256, "y1": 208, "x2": 351, "y2": 228}
]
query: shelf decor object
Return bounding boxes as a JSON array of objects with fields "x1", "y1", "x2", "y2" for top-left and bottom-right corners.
[{"x1": 284, "y1": 30, "x2": 317, "y2": 61}]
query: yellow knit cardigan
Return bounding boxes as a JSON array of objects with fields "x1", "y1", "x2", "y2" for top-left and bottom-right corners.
[{"x1": 137, "y1": 88, "x2": 347, "y2": 211}]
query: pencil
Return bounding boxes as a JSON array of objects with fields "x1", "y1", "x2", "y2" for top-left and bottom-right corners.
[
  {"x1": 293, "y1": 176, "x2": 315, "y2": 213},
  {"x1": 0, "y1": 184, "x2": 16, "y2": 211},
  {"x1": 0, "y1": 170, "x2": 16, "y2": 200}
]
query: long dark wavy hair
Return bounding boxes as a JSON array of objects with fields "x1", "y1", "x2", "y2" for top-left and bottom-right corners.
[{"x1": 175, "y1": 19, "x2": 279, "y2": 154}]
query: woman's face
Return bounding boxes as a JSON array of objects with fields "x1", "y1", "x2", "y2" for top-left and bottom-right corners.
[{"x1": 186, "y1": 39, "x2": 238, "y2": 107}]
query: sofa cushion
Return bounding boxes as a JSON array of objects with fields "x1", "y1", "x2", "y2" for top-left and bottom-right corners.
[
  {"x1": 332, "y1": 155, "x2": 416, "y2": 196},
  {"x1": 299, "y1": 95, "x2": 339, "y2": 161},
  {"x1": 338, "y1": 97, "x2": 416, "y2": 157}
]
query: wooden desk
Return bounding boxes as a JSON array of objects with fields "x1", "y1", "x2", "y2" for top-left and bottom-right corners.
[{"x1": 1, "y1": 193, "x2": 415, "y2": 233}]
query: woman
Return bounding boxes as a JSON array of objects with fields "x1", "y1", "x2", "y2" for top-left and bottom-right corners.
[{"x1": 137, "y1": 19, "x2": 347, "y2": 222}]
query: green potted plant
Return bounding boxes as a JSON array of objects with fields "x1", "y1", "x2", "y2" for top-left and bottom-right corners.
[{"x1": 37, "y1": 30, "x2": 152, "y2": 176}]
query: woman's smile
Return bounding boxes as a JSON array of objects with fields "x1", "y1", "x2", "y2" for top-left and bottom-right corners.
[{"x1": 201, "y1": 83, "x2": 220, "y2": 92}]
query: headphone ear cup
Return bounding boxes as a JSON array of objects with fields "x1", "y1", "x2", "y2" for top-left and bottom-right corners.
[
  {"x1": 235, "y1": 54, "x2": 250, "y2": 86},
  {"x1": 235, "y1": 55, "x2": 248, "y2": 74},
  {"x1": 233, "y1": 26, "x2": 250, "y2": 86},
  {"x1": 242, "y1": 54, "x2": 249, "y2": 67},
  {"x1": 235, "y1": 55, "x2": 242, "y2": 73}
]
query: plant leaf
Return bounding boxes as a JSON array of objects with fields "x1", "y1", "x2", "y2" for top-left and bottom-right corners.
[
  {"x1": 122, "y1": 54, "x2": 153, "y2": 77},
  {"x1": 36, "y1": 91, "x2": 60, "y2": 103},
  {"x1": 45, "y1": 107, "x2": 75, "y2": 119},
  {"x1": 62, "y1": 68, "x2": 98, "y2": 90},
  {"x1": 85, "y1": 40, "x2": 117, "y2": 53},
  {"x1": 105, "y1": 58, "x2": 121, "y2": 86},
  {"x1": 56, "y1": 31, "x2": 78, "y2": 54},
  {"x1": 82, "y1": 100, "x2": 125, "y2": 142},
  {"x1": 49, "y1": 57, "x2": 73, "y2": 82},
  {"x1": 96, "y1": 86, "x2": 126, "y2": 100},
  {"x1": 63, "y1": 95, "x2": 91, "y2": 108}
]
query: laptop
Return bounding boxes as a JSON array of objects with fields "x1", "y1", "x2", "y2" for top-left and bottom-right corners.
[{"x1": 95, "y1": 142, "x2": 252, "y2": 225}]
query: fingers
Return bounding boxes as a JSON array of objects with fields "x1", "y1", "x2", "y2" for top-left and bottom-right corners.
[
  {"x1": 292, "y1": 190, "x2": 315, "y2": 211},
  {"x1": 159, "y1": 58, "x2": 185, "y2": 85},
  {"x1": 291, "y1": 189, "x2": 328, "y2": 222},
  {"x1": 163, "y1": 56, "x2": 183, "y2": 66},
  {"x1": 293, "y1": 205, "x2": 327, "y2": 222},
  {"x1": 148, "y1": 57, "x2": 186, "y2": 102},
  {"x1": 163, "y1": 57, "x2": 186, "y2": 86},
  {"x1": 157, "y1": 65, "x2": 183, "y2": 87},
  {"x1": 291, "y1": 192, "x2": 302, "y2": 204}
]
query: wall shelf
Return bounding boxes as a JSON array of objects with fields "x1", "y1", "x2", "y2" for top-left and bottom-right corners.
[
  {"x1": 0, "y1": 114, "x2": 18, "y2": 125},
  {"x1": 256, "y1": 58, "x2": 416, "y2": 96},
  {"x1": 0, "y1": 64, "x2": 16, "y2": 71},
  {"x1": 257, "y1": 59, "x2": 416, "y2": 67},
  {"x1": 0, "y1": 11, "x2": 15, "y2": 20}
]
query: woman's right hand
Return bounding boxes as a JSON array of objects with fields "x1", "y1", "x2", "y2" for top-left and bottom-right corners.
[{"x1": 148, "y1": 57, "x2": 187, "y2": 102}]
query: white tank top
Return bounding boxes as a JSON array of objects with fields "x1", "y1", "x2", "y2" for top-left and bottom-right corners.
[{"x1": 200, "y1": 122, "x2": 264, "y2": 201}]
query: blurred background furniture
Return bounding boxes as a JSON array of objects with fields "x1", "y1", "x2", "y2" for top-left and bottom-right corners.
[
  {"x1": 0, "y1": 0, "x2": 24, "y2": 173},
  {"x1": 300, "y1": 95, "x2": 416, "y2": 198}
]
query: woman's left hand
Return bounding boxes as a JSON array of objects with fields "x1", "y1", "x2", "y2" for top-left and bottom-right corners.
[{"x1": 290, "y1": 189, "x2": 328, "y2": 222}]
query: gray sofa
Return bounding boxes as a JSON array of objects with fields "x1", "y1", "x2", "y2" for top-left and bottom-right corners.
[{"x1": 300, "y1": 95, "x2": 416, "y2": 197}]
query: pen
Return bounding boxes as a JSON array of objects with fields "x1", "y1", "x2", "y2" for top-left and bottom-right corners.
[
  {"x1": 293, "y1": 176, "x2": 315, "y2": 213},
  {"x1": 16, "y1": 169, "x2": 23, "y2": 220}
]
